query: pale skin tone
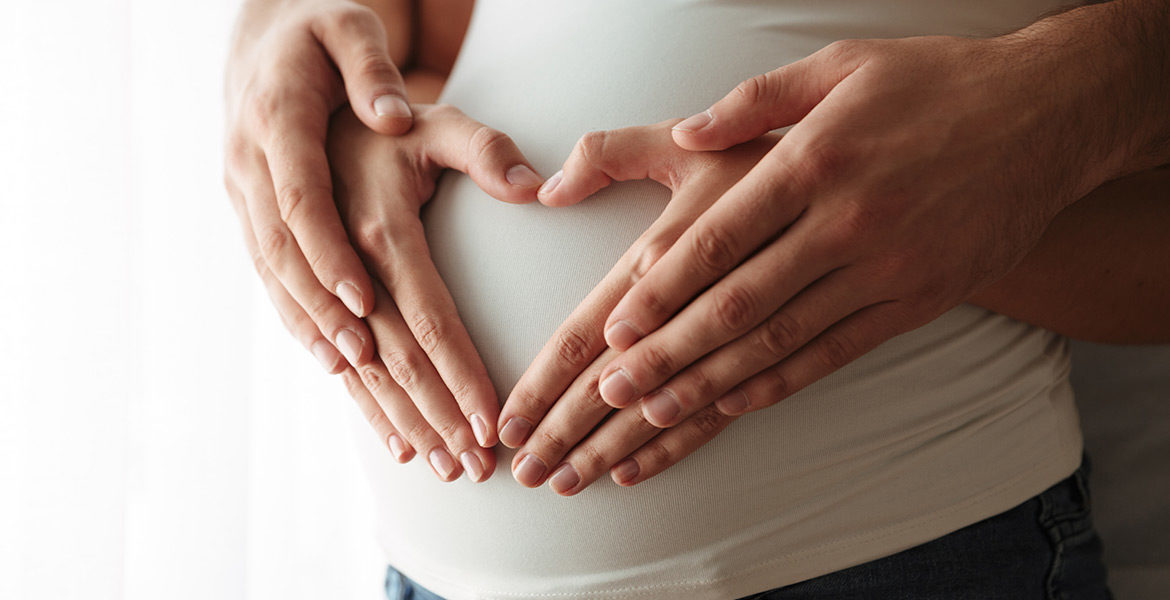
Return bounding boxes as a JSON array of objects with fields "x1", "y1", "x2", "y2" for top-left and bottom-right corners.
[{"x1": 225, "y1": 0, "x2": 1170, "y2": 487}]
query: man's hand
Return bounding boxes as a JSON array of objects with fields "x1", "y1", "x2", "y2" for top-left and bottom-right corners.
[
  {"x1": 224, "y1": 0, "x2": 414, "y2": 374},
  {"x1": 591, "y1": 6, "x2": 1170, "y2": 426},
  {"x1": 325, "y1": 104, "x2": 543, "y2": 481},
  {"x1": 496, "y1": 122, "x2": 773, "y2": 492}
]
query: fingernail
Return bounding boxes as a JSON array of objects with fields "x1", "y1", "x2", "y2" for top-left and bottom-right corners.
[
  {"x1": 387, "y1": 434, "x2": 409, "y2": 462},
  {"x1": 604, "y1": 320, "x2": 643, "y2": 350},
  {"x1": 513, "y1": 453, "x2": 547, "y2": 487},
  {"x1": 506, "y1": 165, "x2": 543, "y2": 188},
  {"x1": 642, "y1": 390, "x2": 681, "y2": 427},
  {"x1": 336, "y1": 282, "x2": 365, "y2": 317},
  {"x1": 673, "y1": 109, "x2": 713, "y2": 133},
  {"x1": 335, "y1": 329, "x2": 364, "y2": 366},
  {"x1": 537, "y1": 170, "x2": 563, "y2": 199},
  {"x1": 429, "y1": 448, "x2": 457, "y2": 481},
  {"x1": 499, "y1": 417, "x2": 532, "y2": 448},
  {"x1": 373, "y1": 95, "x2": 411, "y2": 119},
  {"x1": 599, "y1": 369, "x2": 637, "y2": 407},
  {"x1": 470, "y1": 414, "x2": 491, "y2": 447},
  {"x1": 311, "y1": 340, "x2": 340, "y2": 373},
  {"x1": 460, "y1": 452, "x2": 485, "y2": 483},
  {"x1": 612, "y1": 459, "x2": 641, "y2": 485},
  {"x1": 549, "y1": 463, "x2": 581, "y2": 495},
  {"x1": 715, "y1": 389, "x2": 750, "y2": 415}
]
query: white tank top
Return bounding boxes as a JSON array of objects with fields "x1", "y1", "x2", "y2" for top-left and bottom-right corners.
[{"x1": 352, "y1": 2, "x2": 1083, "y2": 598}]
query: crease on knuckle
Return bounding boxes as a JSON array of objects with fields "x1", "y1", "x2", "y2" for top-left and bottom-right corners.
[
  {"x1": 630, "y1": 238, "x2": 670, "y2": 284},
  {"x1": 639, "y1": 439, "x2": 674, "y2": 470},
  {"x1": 353, "y1": 220, "x2": 391, "y2": 257},
  {"x1": 258, "y1": 225, "x2": 290, "y2": 261},
  {"x1": 381, "y1": 350, "x2": 420, "y2": 390},
  {"x1": 733, "y1": 73, "x2": 773, "y2": 106},
  {"x1": 573, "y1": 442, "x2": 610, "y2": 475},
  {"x1": 411, "y1": 313, "x2": 444, "y2": 353},
  {"x1": 712, "y1": 285, "x2": 758, "y2": 332},
  {"x1": 249, "y1": 248, "x2": 272, "y2": 278},
  {"x1": 639, "y1": 345, "x2": 676, "y2": 381},
  {"x1": 758, "y1": 369, "x2": 789, "y2": 404},
  {"x1": 554, "y1": 327, "x2": 593, "y2": 366},
  {"x1": 274, "y1": 181, "x2": 320, "y2": 225},
  {"x1": 580, "y1": 375, "x2": 607, "y2": 410},
  {"x1": 321, "y1": 4, "x2": 376, "y2": 36},
  {"x1": 689, "y1": 407, "x2": 728, "y2": 436},
  {"x1": 351, "y1": 49, "x2": 396, "y2": 81},
  {"x1": 432, "y1": 419, "x2": 463, "y2": 446},
  {"x1": 760, "y1": 311, "x2": 801, "y2": 358},
  {"x1": 685, "y1": 371, "x2": 716, "y2": 405},
  {"x1": 404, "y1": 421, "x2": 438, "y2": 447},
  {"x1": 535, "y1": 429, "x2": 568, "y2": 458},
  {"x1": 691, "y1": 223, "x2": 737, "y2": 274},
  {"x1": 817, "y1": 333, "x2": 858, "y2": 371},
  {"x1": 359, "y1": 367, "x2": 389, "y2": 394},
  {"x1": 468, "y1": 125, "x2": 511, "y2": 166},
  {"x1": 576, "y1": 130, "x2": 611, "y2": 169}
]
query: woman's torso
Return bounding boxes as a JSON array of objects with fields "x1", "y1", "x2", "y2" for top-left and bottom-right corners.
[{"x1": 353, "y1": 2, "x2": 1083, "y2": 599}]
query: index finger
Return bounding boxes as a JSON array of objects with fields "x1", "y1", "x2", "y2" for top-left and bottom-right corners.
[{"x1": 262, "y1": 102, "x2": 375, "y2": 318}]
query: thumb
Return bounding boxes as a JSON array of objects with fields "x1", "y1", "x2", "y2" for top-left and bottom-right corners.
[
  {"x1": 314, "y1": 5, "x2": 413, "y2": 135},
  {"x1": 671, "y1": 44, "x2": 862, "y2": 151}
]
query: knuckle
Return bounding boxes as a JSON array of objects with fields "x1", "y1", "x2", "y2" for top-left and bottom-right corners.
[
  {"x1": 758, "y1": 368, "x2": 790, "y2": 403},
  {"x1": 821, "y1": 38, "x2": 864, "y2": 62},
  {"x1": 248, "y1": 87, "x2": 280, "y2": 132},
  {"x1": 635, "y1": 285, "x2": 672, "y2": 321},
  {"x1": 353, "y1": 221, "x2": 391, "y2": 257},
  {"x1": 794, "y1": 141, "x2": 852, "y2": 186},
  {"x1": 817, "y1": 333, "x2": 857, "y2": 371},
  {"x1": 554, "y1": 327, "x2": 593, "y2": 366},
  {"x1": 689, "y1": 407, "x2": 727, "y2": 436},
  {"x1": 580, "y1": 375, "x2": 607, "y2": 411},
  {"x1": 630, "y1": 237, "x2": 671, "y2": 283},
  {"x1": 410, "y1": 313, "x2": 444, "y2": 353},
  {"x1": 576, "y1": 130, "x2": 610, "y2": 167},
  {"x1": 510, "y1": 387, "x2": 547, "y2": 415},
  {"x1": 431, "y1": 419, "x2": 463, "y2": 446},
  {"x1": 359, "y1": 366, "x2": 389, "y2": 394},
  {"x1": 711, "y1": 285, "x2": 758, "y2": 332},
  {"x1": 574, "y1": 443, "x2": 610, "y2": 474},
  {"x1": 381, "y1": 350, "x2": 420, "y2": 390},
  {"x1": 249, "y1": 248, "x2": 271, "y2": 278},
  {"x1": 690, "y1": 223, "x2": 738, "y2": 274},
  {"x1": 640, "y1": 439, "x2": 673, "y2": 470},
  {"x1": 321, "y1": 4, "x2": 377, "y2": 34},
  {"x1": 733, "y1": 73, "x2": 773, "y2": 106},
  {"x1": 684, "y1": 370, "x2": 717, "y2": 404},
  {"x1": 351, "y1": 49, "x2": 396, "y2": 81},
  {"x1": 258, "y1": 225, "x2": 290, "y2": 260},
  {"x1": 638, "y1": 345, "x2": 676, "y2": 381},
  {"x1": 535, "y1": 429, "x2": 568, "y2": 458},
  {"x1": 468, "y1": 125, "x2": 512, "y2": 163},
  {"x1": 403, "y1": 421, "x2": 439, "y2": 447},
  {"x1": 275, "y1": 181, "x2": 329, "y2": 226},
  {"x1": 759, "y1": 311, "x2": 802, "y2": 358}
]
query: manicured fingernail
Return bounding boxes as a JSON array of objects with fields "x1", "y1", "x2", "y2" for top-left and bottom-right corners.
[
  {"x1": 537, "y1": 170, "x2": 563, "y2": 198},
  {"x1": 429, "y1": 448, "x2": 457, "y2": 481},
  {"x1": 470, "y1": 414, "x2": 491, "y2": 447},
  {"x1": 715, "y1": 390, "x2": 750, "y2": 415},
  {"x1": 612, "y1": 459, "x2": 640, "y2": 485},
  {"x1": 604, "y1": 320, "x2": 643, "y2": 350},
  {"x1": 642, "y1": 390, "x2": 681, "y2": 427},
  {"x1": 373, "y1": 94, "x2": 411, "y2": 119},
  {"x1": 599, "y1": 369, "x2": 637, "y2": 407},
  {"x1": 549, "y1": 463, "x2": 581, "y2": 495},
  {"x1": 311, "y1": 340, "x2": 340, "y2": 373},
  {"x1": 460, "y1": 452, "x2": 485, "y2": 483},
  {"x1": 506, "y1": 165, "x2": 542, "y2": 188},
  {"x1": 336, "y1": 282, "x2": 365, "y2": 317},
  {"x1": 499, "y1": 417, "x2": 532, "y2": 448},
  {"x1": 387, "y1": 434, "x2": 409, "y2": 462},
  {"x1": 673, "y1": 109, "x2": 713, "y2": 132},
  {"x1": 335, "y1": 329, "x2": 363, "y2": 366},
  {"x1": 513, "y1": 453, "x2": 547, "y2": 487}
]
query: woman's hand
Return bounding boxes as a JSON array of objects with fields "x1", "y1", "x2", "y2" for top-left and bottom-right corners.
[
  {"x1": 496, "y1": 122, "x2": 774, "y2": 493},
  {"x1": 224, "y1": 0, "x2": 416, "y2": 375},
  {"x1": 585, "y1": 23, "x2": 1169, "y2": 426},
  {"x1": 317, "y1": 104, "x2": 543, "y2": 481}
]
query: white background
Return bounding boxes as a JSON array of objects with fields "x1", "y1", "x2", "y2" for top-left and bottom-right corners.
[
  {"x1": 0, "y1": 2, "x2": 1166, "y2": 600},
  {"x1": 1, "y1": 2, "x2": 384, "y2": 599}
]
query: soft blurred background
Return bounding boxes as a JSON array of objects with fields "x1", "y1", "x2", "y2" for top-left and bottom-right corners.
[{"x1": 0, "y1": 2, "x2": 1166, "y2": 599}]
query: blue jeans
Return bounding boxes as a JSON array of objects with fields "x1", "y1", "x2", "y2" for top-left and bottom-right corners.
[{"x1": 385, "y1": 457, "x2": 1111, "y2": 600}]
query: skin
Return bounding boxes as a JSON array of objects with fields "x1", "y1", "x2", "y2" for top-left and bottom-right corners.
[
  {"x1": 501, "y1": 122, "x2": 1170, "y2": 495},
  {"x1": 225, "y1": 0, "x2": 498, "y2": 482},
  {"x1": 499, "y1": 1, "x2": 1170, "y2": 493}
]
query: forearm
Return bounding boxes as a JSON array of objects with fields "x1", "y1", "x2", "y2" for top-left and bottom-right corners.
[
  {"x1": 1007, "y1": 0, "x2": 1170, "y2": 191},
  {"x1": 970, "y1": 166, "x2": 1170, "y2": 343}
]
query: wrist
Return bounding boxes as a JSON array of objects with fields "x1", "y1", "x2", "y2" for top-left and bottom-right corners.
[{"x1": 997, "y1": 1, "x2": 1170, "y2": 189}]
